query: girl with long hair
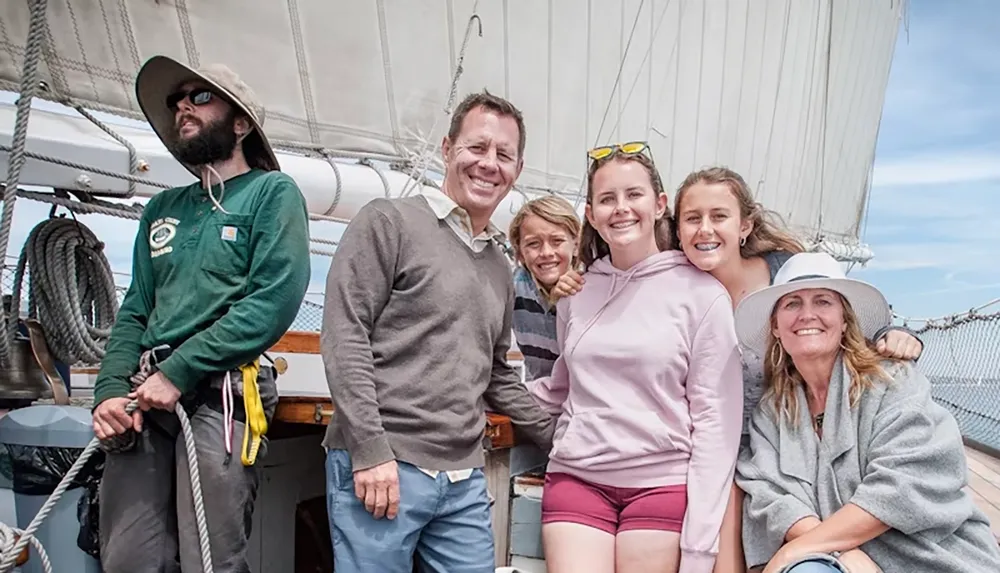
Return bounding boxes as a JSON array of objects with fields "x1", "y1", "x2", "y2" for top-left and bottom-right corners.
[
  {"x1": 552, "y1": 166, "x2": 924, "y2": 572},
  {"x1": 528, "y1": 144, "x2": 743, "y2": 573}
]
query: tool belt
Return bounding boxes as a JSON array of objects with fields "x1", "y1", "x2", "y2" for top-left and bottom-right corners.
[{"x1": 100, "y1": 345, "x2": 279, "y2": 467}]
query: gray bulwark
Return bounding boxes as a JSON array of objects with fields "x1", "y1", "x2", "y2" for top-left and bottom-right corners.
[{"x1": 0, "y1": 405, "x2": 95, "y2": 448}]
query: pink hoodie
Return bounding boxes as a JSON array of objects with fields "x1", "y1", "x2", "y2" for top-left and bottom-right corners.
[{"x1": 527, "y1": 250, "x2": 743, "y2": 573}]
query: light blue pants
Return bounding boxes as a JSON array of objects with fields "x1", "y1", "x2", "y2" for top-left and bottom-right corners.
[
  {"x1": 325, "y1": 449, "x2": 495, "y2": 573},
  {"x1": 785, "y1": 558, "x2": 844, "y2": 572}
]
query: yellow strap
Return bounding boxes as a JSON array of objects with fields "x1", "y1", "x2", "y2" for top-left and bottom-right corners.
[{"x1": 240, "y1": 360, "x2": 268, "y2": 466}]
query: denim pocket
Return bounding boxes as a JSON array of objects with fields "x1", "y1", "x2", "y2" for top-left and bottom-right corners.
[{"x1": 326, "y1": 449, "x2": 355, "y2": 493}]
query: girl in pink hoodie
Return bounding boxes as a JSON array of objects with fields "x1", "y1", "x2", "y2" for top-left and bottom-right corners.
[{"x1": 528, "y1": 145, "x2": 743, "y2": 573}]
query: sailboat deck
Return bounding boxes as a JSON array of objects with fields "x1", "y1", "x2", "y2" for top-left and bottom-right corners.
[{"x1": 965, "y1": 446, "x2": 1000, "y2": 541}]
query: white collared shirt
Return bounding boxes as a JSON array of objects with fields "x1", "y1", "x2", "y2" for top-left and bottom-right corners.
[{"x1": 420, "y1": 187, "x2": 504, "y2": 254}]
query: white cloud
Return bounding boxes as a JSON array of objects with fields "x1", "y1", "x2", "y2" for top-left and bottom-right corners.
[
  {"x1": 871, "y1": 151, "x2": 1000, "y2": 187},
  {"x1": 862, "y1": 240, "x2": 997, "y2": 275}
]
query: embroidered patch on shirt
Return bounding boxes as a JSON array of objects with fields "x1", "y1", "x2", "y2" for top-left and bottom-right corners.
[{"x1": 221, "y1": 226, "x2": 238, "y2": 242}]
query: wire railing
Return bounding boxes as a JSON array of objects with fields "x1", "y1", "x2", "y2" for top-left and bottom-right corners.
[{"x1": 899, "y1": 299, "x2": 1000, "y2": 454}]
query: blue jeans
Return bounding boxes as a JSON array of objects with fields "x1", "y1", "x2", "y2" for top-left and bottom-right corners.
[{"x1": 325, "y1": 449, "x2": 495, "y2": 573}]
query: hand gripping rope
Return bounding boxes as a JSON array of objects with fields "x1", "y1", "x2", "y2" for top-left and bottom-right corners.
[{"x1": 0, "y1": 400, "x2": 215, "y2": 573}]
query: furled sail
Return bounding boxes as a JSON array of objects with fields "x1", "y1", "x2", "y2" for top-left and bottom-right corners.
[{"x1": 0, "y1": 0, "x2": 904, "y2": 255}]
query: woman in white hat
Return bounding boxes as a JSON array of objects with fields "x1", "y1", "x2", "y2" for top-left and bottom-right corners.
[{"x1": 733, "y1": 252, "x2": 1000, "y2": 573}]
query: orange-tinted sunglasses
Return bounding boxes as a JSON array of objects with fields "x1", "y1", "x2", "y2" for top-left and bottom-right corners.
[{"x1": 587, "y1": 141, "x2": 652, "y2": 162}]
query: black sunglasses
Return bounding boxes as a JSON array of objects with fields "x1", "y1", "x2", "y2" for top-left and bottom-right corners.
[{"x1": 166, "y1": 87, "x2": 215, "y2": 111}]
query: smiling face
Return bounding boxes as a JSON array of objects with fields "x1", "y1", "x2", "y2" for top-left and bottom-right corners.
[
  {"x1": 585, "y1": 159, "x2": 668, "y2": 268},
  {"x1": 773, "y1": 288, "x2": 847, "y2": 364},
  {"x1": 517, "y1": 214, "x2": 577, "y2": 288},
  {"x1": 441, "y1": 105, "x2": 524, "y2": 232},
  {"x1": 676, "y1": 180, "x2": 752, "y2": 272}
]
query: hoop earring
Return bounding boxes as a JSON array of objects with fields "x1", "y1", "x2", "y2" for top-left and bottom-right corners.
[
  {"x1": 769, "y1": 341, "x2": 785, "y2": 370},
  {"x1": 740, "y1": 236, "x2": 747, "y2": 247}
]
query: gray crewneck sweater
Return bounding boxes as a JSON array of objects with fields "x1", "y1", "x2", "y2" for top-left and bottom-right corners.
[{"x1": 321, "y1": 196, "x2": 556, "y2": 471}]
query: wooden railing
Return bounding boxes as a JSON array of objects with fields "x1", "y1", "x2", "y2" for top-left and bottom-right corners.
[{"x1": 70, "y1": 330, "x2": 521, "y2": 449}]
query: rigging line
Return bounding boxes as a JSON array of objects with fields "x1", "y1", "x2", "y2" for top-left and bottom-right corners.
[
  {"x1": 572, "y1": 0, "x2": 646, "y2": 210},
  {"x1": 591, "y1": 0, "x2": 645, "y2": 147},
  {"x1": 815, "y1": 0, "x2": 834, "y2": 236},
  {"x1": 401, "y1": 1, "x2": 482, "y2": 198},
  {"x1": 0, "y1": 144, "x2": 172, "y2": 189},
  {"x1": 644, "y1": 9, "x2": 683, "y2": 141},
  {"x1": 606, "y1": 0, "x2": 674, "y2": 140},
  {"x1": 896, "y1": 298, "x2": 1000, "y2": 325},
  {"x1": 0, "y1": 0, "x2": 50, "y2": 370}
]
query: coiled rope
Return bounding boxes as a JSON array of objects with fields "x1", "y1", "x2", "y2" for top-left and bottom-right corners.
[
  {"x1": 0, "y1": 400, "x2": 213, "y2": 573},
  {"x1": 8, "y1": 217, "x2": 119, "y2": 366}
]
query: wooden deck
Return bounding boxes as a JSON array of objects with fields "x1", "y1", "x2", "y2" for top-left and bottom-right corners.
[{"x1": 965, "y1": 445, "x2": 1000, "y2": 541}]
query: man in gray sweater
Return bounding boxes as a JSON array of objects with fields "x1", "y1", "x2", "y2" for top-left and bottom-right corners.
[{"x1": 321, "y1": 91, "x2": 556, "y2": 573}]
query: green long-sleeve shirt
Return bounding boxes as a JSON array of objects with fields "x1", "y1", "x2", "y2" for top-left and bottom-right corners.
[{"x1": 93, "y1": 169, "x2": 311, "y2": 406}]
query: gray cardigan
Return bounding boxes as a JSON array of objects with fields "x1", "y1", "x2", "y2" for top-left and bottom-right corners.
[
  {"x1": 738, "y1": 251, "x2": 924, "y2": 438},
  {"x1": 736, "y1": 356, "x2": 1000, "y2": 572}
]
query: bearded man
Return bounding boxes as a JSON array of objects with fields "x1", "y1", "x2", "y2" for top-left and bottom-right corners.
[{"x1": 91, "y1": 56, "x2": 310, "y2": 573}]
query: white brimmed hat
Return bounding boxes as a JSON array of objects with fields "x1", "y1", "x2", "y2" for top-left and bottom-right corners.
[
  {"x1": 134, "y1": 55, "x2": 279, "y2": 176},
  {"x1": 734, "y1": 252, "x2": 892, "y2": 356}
]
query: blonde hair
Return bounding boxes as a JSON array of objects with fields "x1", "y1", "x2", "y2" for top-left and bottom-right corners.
[
  {"x1": 579, "y1": 153, "x2": 674, "y2": 270},
  {"x1": 764, "y1": 292, "x2": 896, "y2": 424},
  {"x1": 508, "y1": 195, "x2": 582, "y2": 300},
  {"x1": 675, "y1": 166, "x2": 804, "y2": 257}
]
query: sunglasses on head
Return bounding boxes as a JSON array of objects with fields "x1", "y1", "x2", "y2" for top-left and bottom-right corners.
[
  {"x1": 587, "y1": 141, "x2": 653, "y2": 162},
  {"x1": 166, "y1": 87, "x2": 215, "y2": 111},
  {"x1": 586, "y1": 141, "x2": 667, "y2": 199}
]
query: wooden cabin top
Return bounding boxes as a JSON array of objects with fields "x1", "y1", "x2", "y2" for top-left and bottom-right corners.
[{"x1": 266, "y1": 331, "x2": 518, "y2": 449}]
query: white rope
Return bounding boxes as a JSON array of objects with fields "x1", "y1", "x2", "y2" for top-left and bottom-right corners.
[
  {"x1": 0, "y1": 400, "x2": 213, "y2": 572},
  {"x1": 309, "y1": 247, "x2": 336, "y2": 258},
  {"x1": 0, "y1": 521, "x2": 52, "y2": 573},
  {"x1": 309, "y1": 237, "x2": 338, "y2": 247}
]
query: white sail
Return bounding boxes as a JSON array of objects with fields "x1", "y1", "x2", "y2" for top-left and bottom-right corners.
[{"x1": 0, "y1": 0, "x2": 904, "y2": 249}]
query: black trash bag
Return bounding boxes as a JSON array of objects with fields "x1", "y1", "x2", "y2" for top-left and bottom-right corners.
[
  {"x1": 0, "y1": 443, "x2": 105, "y2": 559},
  {"x1": 76, "y1": 471, "x2": 102, "y2": 559}
]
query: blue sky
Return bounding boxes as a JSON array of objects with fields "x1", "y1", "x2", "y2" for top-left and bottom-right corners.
[
  {"x1": 852, "y1": 0, "x2": 1000, "y2": 320},
  {"x1": 2, "y1": 0, "x2": 996, "y2": 321}
]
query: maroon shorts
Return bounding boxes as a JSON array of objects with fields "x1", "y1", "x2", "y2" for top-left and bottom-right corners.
[{"x1": 540, "y1": 472, "x2": 687, "y2": 535}]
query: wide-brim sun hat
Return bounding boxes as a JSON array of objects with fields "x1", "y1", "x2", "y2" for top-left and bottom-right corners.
[
  {"x1": 734, "y1": 252, "x2": 893, "y2": 357},
  {"x1": 134, "y1": 55, "x2": 280, "y2": 177}
]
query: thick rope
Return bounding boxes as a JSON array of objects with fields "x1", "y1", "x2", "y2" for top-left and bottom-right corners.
[
  {"x1": 0, "y1": 0, "x2": 50, "y2": 369},
  {"x1": 0, "y1": 400, "x2": 213, "y2": 573},
  {"x1": 15, "y1": 190, "x2": 144, "y2": 221},
  {"x1": 62, "y1": 103, "x2": 142, "y2": 198},
  {"x1": 8, "y1": 218, "x2": 119, "y2": 366},
  {"x1": 0, "y1": 521, "x2": 52, "y2": 573}
]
